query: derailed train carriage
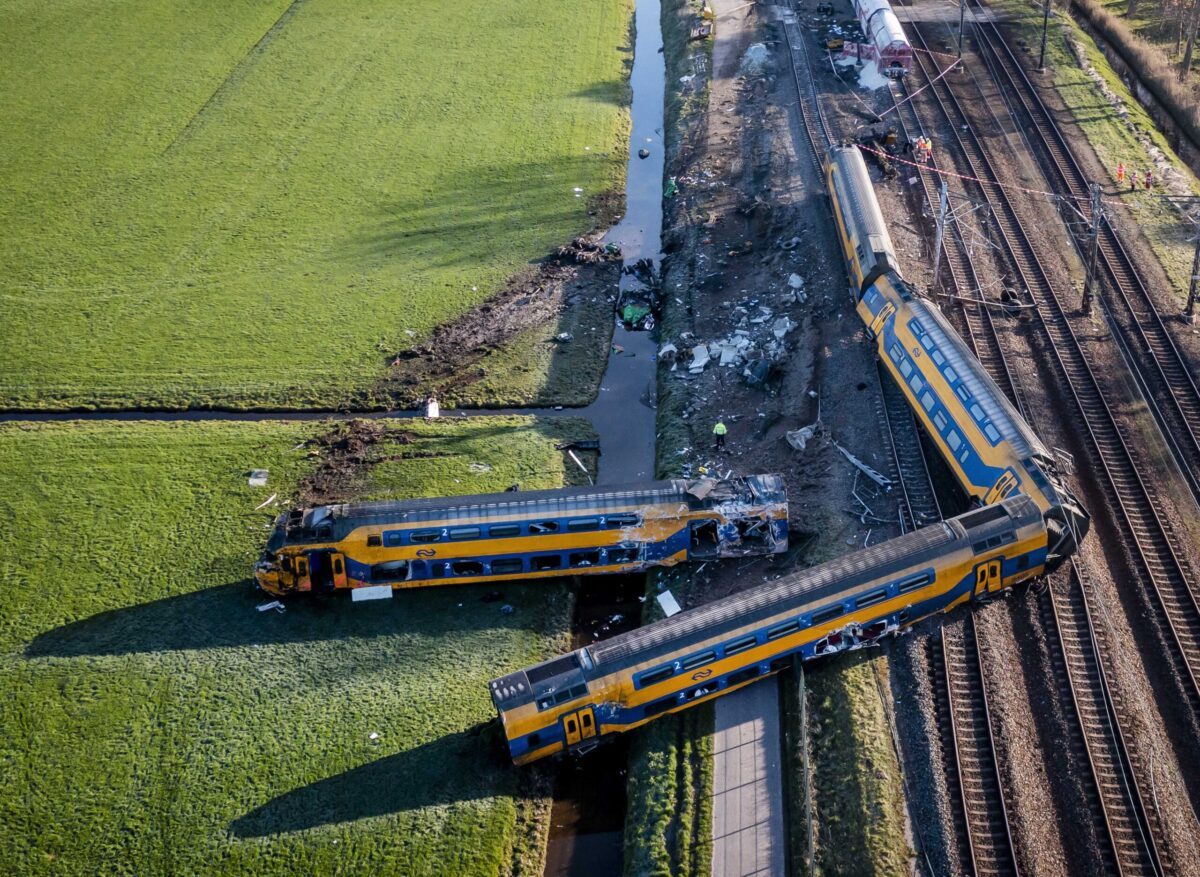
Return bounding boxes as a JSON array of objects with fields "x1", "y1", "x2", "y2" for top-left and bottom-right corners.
[
  {"x1": 488, "y1": 146, "x2": 1090, "y2": 766},
  {"x1": 492, "y1": 496, "x2": 1046, "y2": 764},
  {"x1": 853, "y1": 0, "x2": 912, "y2": 77},
  {"x1": 825, "y1": 144, "x2": 1090, "y2": 563},
  {"x1": 255, "y1": 475, "x2": 788, "y2": 598}
]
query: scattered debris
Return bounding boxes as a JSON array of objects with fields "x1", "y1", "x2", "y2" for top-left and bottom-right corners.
[
  {"x1": 369, "y1": 732, "x2": 380, "y2": 741},
  {"x1": 557, "y1": 236, "x2": 620, "y2": 265},
  {"x1": 254, "y1": 493, "x2": 279, "y2": 511},
  {"x1": 657, "y1": 590, "x2": 682, "y2": 617},
  {"x1": 786, "y1": 424, "x2": 820, "y2": 451},
  {"x1": 256, "y1": 600, "x2": 284, "y2": 613},
  {"x1": 835, "y1": 441, "x2": 893, "y2": 491},
  {"x1": 500, "y1": 604, "x2": 514, "y2": 615},
  {"x1": 638, "y1": 147, "x2": 651, "y2": 159},
  {"x1": 772, "y1": 317, "x2": 796, "y2": 340},
  {"x1": 740, "y1": 42, "x2": 770, "y2": 74},
  {"x1": 554, "y1": 332, "x2": 574, "y2": 343},
  {"x1": 468, "y1": 462, "x2": 493, "y2": 474},
  {"x1": 689, "y1": 344, "x2": 712, "y2": 373},
  {"x1": 248, "y1": 469, "x2": 269, "y2": 488},
  {"x1": 787, "y1": 273, "x2": 804, "y2": 289}
]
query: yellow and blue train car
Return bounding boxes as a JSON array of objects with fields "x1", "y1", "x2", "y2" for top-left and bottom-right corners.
[
  {"x1": 825, "y1": 144, "x2": 1089, "y2": 564},
  {"x1": 255, "y1": 475, "x2": 788, "y2": 597},
  {"x1": 491, "y1": 495, "x2": 1046, "y2": 764}
]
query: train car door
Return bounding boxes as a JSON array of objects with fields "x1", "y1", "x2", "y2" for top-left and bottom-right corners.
[
  {"x1": 867, "y1": 301, "x2": 895, "y2": 339},
  {"x1": 330, "y1": 552, "x2": 348, "y2": 589},
  {"x1": 973, "y1": 559, "x2": 1003, "y2": 600},
  {"x1": 562, "y1": 707, "x2": 597, "y2": 747},
  {"x1": 983, "y1": 469, "x2": 1020, "y2": 505},
  {"x1": 294, "y1": 555, "x2": 311, "y2": 591}
]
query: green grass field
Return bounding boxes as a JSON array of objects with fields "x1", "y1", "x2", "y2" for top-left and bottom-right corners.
[
  {"x1": 0, "y1": 0, "x2": 630, "y2": 410},
  {"x1": 0, "y1": 417, "x2": 591, "y2": 874}
]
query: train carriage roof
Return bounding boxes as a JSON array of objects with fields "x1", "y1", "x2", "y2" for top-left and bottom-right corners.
[
  {"x1": 906, "y1": 296, "x2": 1050, "y2": 460},
  {"x1": 283, "y1": 474, "x2": 786, "y2": 541},
  {"x1": 829, "y1": 146, "x2": 896, "y2": 262},
  {"x1": 584, "y1": 494, "x2": 1040, "y2": 674}
]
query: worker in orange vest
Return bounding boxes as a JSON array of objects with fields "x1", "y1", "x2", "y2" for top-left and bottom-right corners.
[{"x1": 1116, "y1": 161, "x2": 1125, "y2": 185}]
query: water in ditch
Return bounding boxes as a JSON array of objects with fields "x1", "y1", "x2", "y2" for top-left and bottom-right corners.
[{"x1": 543, "y1": 0, "x2": 666, "y2": 873}]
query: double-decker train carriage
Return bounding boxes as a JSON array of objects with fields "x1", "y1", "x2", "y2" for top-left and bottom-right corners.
[
  {"x1": 825, "y1": 145, "x2": 1090, "y2": 564},
  {"x1": 491, "y1": 495, "x2": 1045, "y2": 764},
  {"x1": 853, "y1": 0, "x2": 912, "y2": 77},
  {"x1": 255, "y1": 475, "x2": 788, "y2": 598}
]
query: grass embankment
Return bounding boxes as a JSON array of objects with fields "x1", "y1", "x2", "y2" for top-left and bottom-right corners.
[
  {"x1": 0, "y1": 0, "x2": 630, "y2": 410},
  {"x1": 990, "y1": 0, "x2": 1200, "y2": 304},
  {"x1": 0, "y1": 416, "x2": 591, "y2": 875},
  {"x1": 799, "y1": 653, "x2": 912, "y2": 876}
]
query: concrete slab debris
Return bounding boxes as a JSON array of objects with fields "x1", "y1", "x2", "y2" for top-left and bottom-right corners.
[
  {"x1": 787, "y1": 272, "x2": 804, "y2": 289},
  {"x1": 690, "y1": 345, "x2": 712, "y2": 373},
  {"x1": 658, "y1": 590, "x2": 683, "y2": 617},
  {"x1": 248, "y1": 469, "x2": 269, "y2": 487},
  {"x1": 786, "y1": 425, "x2": 818, "y2": 451}
]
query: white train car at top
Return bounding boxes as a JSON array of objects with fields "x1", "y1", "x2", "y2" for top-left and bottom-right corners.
[{"x1": 853, "y1": 0, "x2": 912, "y2": 76}]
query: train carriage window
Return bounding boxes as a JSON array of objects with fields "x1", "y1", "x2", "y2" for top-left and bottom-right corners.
[
  {"x1": 908, "y1": 374, "x2": 923, "y2": 394},
  {"x1": 367, "y1": 534, "x2": 382, "y2": 547},
  {"x1": 956, "y1": 386, "x2": 972, "y2": 402},
  {"x1": 569, "y1": 550, "x2": 601, "y2": 567},
  {"x1": 554, "y1": 683, "x2": 588, "y2": 705},
  {"x1": 452, "y1": 560, "x2": 484, "y2": 576},
  {"x1": 638, "y1": 665, "x2": 675, "y2": 688},
  {"x1": 970, "y1": 403, "x2": 985, "y2": 421},
  {"x1": 944, "y1": 366, "x2": 959, "y2": 383},
  {"x1": 532, "y1": 555, "x2": 562, "y2": 571},
  {"x1": 889, "y1": 342, "x2": 904, "y2": 363},
  {"x1": 527, "y1": 732, "x2": 542, "y2": 748},
  {"x1": 410, "y1": 529, "x2": 442, "y2": 544},
  {"x1": 530, "y1": 521, "x2": 559, "y2": 534},
  {"x1": 899, "y1": 359, "x2": 913, "y2": 378},
  {"x1": 959, "y1": 449, "x2": 970, "y2": 464},
  {"x1": 605, "y1": 514, "x2": 640, "y2": 528},
  {"x1": 726, "y1": 665, "x2": 761, "y2": 686},
  {"x1": 567, "y1": 518, "x2": 599, "y2": 532},
  {"x1": 909, "y1": 318, "x2": 926, "y2": 335},
  {"x1": 947, "y1": 431, "x2": 962, "y2": 451},
  {"x1": 921, "y1": 391, "x2": 935, "y2": 412},
  {"x1": 681, "y1": 651, "x2": 716, "y2": 671},
  {"x1": 384, "y1": 531, "x2": 404, "y2": 547},
  {"x1": 959, "y1": 504, "x2": 1010, "y2": 529},
  {"x1": 767, "y1": 619, "x2": 801, "y2": 640},
  {"x1": 931, "y1": 349, "x2": 946, "y2": 366},
  {"x1": 811, "y1": 605, "x2": 843, "y2": 625},
  {"x1": 371, "y1": 561, "x2": 410, "y2": 582},
  {"x1": 985, "y1": 424, "x2": 1002, "y2": 442},
  {"x1": 973, "y1": 532, "x2": 1016, "y2": 553},
  {"x1": 686, "y1": 684, "x2": 715, "y2": 701},
  {"x1": 898, "y1": 572, "x2": 933, "y2": 593},
  {"x1": 723, "y1": 634, "x2": 759, "y2": 656},
  {"x1": 488, "y1": 523, "x2": 522, "y2": 538},
  {"x1": 856, "y1": 588, "x2": 889, "y2": 608},
  {"x1": 644, "y1": 697, "x2": 679, "y2": 717},
  {"x1": 933, "y1": 411, "x2": 948, "y2": 431},
  {"x1": 449, "y1": 527, "x2": 481, "y2": 541},
  {"x1": 920, "y1": 335, "x2": 935, "y2": 352},
  {"x1": 491, "y1": 558, "x2": 524, "y2": 575},
  {"x1": 608, "y1": 547, "x2": 640, "y2": 564}
]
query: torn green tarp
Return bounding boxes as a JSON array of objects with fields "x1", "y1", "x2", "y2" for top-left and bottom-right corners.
[{"x1": 622, "y1": 302, "x2": 652, "y2": 324}]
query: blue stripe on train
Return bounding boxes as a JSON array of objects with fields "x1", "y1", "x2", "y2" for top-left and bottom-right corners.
[
  {"x1": 505, "y1": 549, "x2": 1046, "y2": 760},
  {"x1": 344, "y1": 526, "x2": 695, "y2": 585}
]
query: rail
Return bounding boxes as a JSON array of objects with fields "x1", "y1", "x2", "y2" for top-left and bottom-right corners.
[{"x1": 968, "y1": 1, "x2": 1200, "y2": 507}]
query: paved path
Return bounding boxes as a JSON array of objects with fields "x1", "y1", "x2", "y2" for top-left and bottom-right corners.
[{"x1": 711, "y1": 676, "x2": 786, "y2": 877}]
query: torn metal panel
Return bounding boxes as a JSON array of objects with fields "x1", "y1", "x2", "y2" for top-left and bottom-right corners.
[{"x1": 834, "y1": 441, "x2": 893, "y2": 491}]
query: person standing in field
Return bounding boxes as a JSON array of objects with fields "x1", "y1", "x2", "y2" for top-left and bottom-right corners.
[{"x1": 713, "y1": 419, "x2": 727, "y2": 450}]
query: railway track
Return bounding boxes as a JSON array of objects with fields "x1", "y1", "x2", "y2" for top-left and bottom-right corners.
[
  {"x1": 781, "y1": 0, "x2": 831, "y2": 172},
  {"x1": 905, "y1": 23, "x2": 1200, "y2": 738},
  {"x1": 929, "y1": 618, "x2": 1020, "y2": 876},
  {"x1": 1043, "y1": 567, "x2": 1168, "y2": 875},
  {"x1": 967, "y1": 4, "x2": 1200, "y2": 506}
]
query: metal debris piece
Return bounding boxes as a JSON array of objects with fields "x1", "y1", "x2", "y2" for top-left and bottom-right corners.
[
  {"x1": 658, "y1": 590, "x2": 683, "y2": 617},
  {"x1": 786, "y1": 425, "x2": 818, "y2": 451},
  {"x1": 834, "y1": 442, "x2": 893, "y2": 491},
  {"x1": 248, "y1": 469, "x2": 269, "y2": 487}
]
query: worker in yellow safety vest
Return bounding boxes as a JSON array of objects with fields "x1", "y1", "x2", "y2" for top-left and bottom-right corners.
[{"x1": 713, "y1": 420, "x2": 727, "y2": 450}]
